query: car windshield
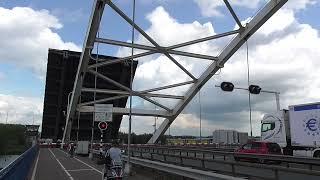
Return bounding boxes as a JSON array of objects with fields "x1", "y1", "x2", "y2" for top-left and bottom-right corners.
[{"x1": 261, "y1": 122, "x2": 275, "y2": 132}]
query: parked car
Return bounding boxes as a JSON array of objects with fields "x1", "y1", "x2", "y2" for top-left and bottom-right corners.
[{"x1": 234, "y1": 141, "x2": 282, "y2": 163}]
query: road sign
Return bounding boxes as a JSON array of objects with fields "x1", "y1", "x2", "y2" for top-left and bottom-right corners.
[
  {"x1": 94, "y1": 104, "x2": 113, "y2": 122},
  {"x1": 98, "y1": 121, "x2": 108, "y2": 131}
]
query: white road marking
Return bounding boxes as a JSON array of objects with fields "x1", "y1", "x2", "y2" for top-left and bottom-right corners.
[
  {"x1": 58, "y1": 148, "x2": 103, "y2": 174},
  {"x1": 66, "y1": 169, "x2": 95, "y2": 172},
  {"x1": 48, "y1": 148, "x2": 74, "y2": 180},
  {"x1": 31, "y1": 149, "x2": 40, "y2": 180}
]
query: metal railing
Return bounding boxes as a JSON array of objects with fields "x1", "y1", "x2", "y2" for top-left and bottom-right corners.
[
  {"x1": 123, "y1": 155, "x2": 244, "y2": 180},
  {"x1": 0, "y1": 145, "x2": 39, "y2": 179},
  {"x1": 129, "y1": 145, "x2": 320, "y2": 169},
  {"x1": 126, "y1": 146, "x2": 320, "y2": 180}
]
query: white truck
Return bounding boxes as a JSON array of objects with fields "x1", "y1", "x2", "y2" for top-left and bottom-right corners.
[{"x1": 261, "y1": 102, "x2": 320, "y2": 158}]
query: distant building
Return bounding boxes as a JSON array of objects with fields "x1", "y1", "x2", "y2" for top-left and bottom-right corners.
[{"x1": 212, "y1": 130, "x2": 248, "y2": 144}]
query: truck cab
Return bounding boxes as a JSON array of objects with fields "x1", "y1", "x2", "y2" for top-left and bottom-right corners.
[
  {"x1": 261, "y1": 103, "x2": 320, "y2": 158},
  {"x1": 261, "y1": 110, "x2": 288, "y2": 148}
]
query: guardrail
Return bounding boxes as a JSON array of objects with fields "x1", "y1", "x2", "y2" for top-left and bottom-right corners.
[
  {"x1": 128, "y1": 144, "x2": 236, "y2": 152},
  {"x1": 128, "y1": 145, "x2": 320, "y2": 169},
  {"x1": 126, "y1": 146, "x2": 320, "y2": 180},
  {"x1": 123, "y1": 155, "x2": 244, "y2": 180},
  {"x1": 0, "y1": 145, "x2": 39, "y2": 180}
]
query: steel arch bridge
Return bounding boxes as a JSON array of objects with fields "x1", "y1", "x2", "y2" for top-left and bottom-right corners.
[{"x1": 62, "y1": 0, "x2": 288, "y2": 144}]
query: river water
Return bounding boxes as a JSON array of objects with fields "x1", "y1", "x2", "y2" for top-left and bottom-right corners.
[{"x1": 0, "y1": 155, "x2": 19, "y2": 170}]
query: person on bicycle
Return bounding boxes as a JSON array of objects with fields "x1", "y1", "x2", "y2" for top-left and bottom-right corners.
[
  {"x1": 104, "y1": 140, "x2": 122, "y2": 176},
  {"x1": 69, "y1": 143, "x2": 75, "y2": 157}
]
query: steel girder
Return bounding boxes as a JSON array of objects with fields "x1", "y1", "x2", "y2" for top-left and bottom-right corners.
[
  {"x1": 62, "y1": 0, "x2": 288, "y2": 144},
  {"x1": 148, "y1": 0, "x2": 288, "y2": 143}
]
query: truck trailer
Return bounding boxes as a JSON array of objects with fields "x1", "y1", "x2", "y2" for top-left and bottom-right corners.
[{"x1": 261, "y1": 102, "x2": 320, "y2": 157}]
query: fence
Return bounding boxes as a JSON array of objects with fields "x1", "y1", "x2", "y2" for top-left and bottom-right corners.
[{"x1": 0, "y1": 145, "x2": 39, "y2": 180}]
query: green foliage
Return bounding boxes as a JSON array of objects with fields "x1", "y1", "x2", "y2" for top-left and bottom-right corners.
[{"x1": 0, "y1": 124, "x2": 28, "y2": 155}]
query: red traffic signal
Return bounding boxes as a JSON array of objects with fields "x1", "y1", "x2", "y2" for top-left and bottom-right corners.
[{"x1": 98, "y1": 121, "x2": 108, "y2": 131}]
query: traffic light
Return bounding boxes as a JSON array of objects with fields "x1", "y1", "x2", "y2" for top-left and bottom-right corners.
[
  {"x1": 248, "y1": 85, "x2": 261, "y2": 94},
  {"x1": 98, "y1": 121, "x2": 108, "y2": 131},
  {"x1": 220, "y1": 82, "x2": 234, "y2": 92}
]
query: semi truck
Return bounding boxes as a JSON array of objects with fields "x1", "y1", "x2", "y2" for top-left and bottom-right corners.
[{"x1": 261, "y1": 102, "x2": 320, "y2": 157}]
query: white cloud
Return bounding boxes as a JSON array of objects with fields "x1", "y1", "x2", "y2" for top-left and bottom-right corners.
[
  {"x1": 285, "y1": 0, "x2": 317, "y2": 11},
  {"x1": 117, "y1": 4, "x2": 320, "y2": 137},
  {"x1": 0, "y1": 7, "x2": 81, "y2": 78},
  {"x1": 0, "y1": 94, "x2": 43, "y2": 125},
  {"x1": 194, "y1": 0, "x2": 318, "y2": 18},
  {"x1": 194, "y1": 0, "x2": 261, "y2": 17}
]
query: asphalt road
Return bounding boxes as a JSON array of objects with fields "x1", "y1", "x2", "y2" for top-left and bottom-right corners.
[{"x1": 31, "y1": 148, "x2": 152, "y2": 180}]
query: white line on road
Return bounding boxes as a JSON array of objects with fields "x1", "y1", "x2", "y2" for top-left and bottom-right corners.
[
  {"x1": 58, "y1": 149, "x2": 103, "y2": 175},
  {"x1": 31, "y1": 149, "x2": 40, "y2": 180},
  {"x1": 66, "y1": 169, "x2": 95, "y2": 172},
  {"x1": 74, "y1": 157, "x2": 103, "y2": 174},
  {"x1": 49, "y1": 148, "x2": 74, "y2": 180}
]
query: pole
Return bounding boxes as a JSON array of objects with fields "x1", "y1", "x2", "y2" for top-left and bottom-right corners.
[
  {"x1": 6, "y1": 111, "x2": 8, "y2": 124},
  {"x1": 128, "y1": 0, "x2": 136, "y2": 174},
  {"x1": 246, "y1": 41, "x2": 253, "y2": 138},
  {"x1": 275, "y1": 93, "x2": 280, "y2": 111},
  {"x1": 77, "y1": 111, "x2": 80, "y2": 142},
  {"x1": 199, "y1": 90, "x2": 202, "y2": 143},
  {"x1": 100, "y1": 130, "x2": 103, "y2": 152}
]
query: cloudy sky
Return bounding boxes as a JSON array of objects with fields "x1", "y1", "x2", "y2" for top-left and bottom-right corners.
[{"x1": 0, "y1": 0, "x2": 320, "y2": 137}]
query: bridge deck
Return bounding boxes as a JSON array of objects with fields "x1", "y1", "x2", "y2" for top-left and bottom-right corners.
[{"x1": 31, "y1": 148, "x2": 150, "y2": 180}]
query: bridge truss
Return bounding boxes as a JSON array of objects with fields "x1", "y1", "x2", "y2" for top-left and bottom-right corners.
[{"x1": 62, "y1": 0, "x2": 288, "y2": 144}]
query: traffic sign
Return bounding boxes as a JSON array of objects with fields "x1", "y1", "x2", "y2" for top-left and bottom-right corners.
[
  {"x1": 98, "y1": 121, "x2": 108, "y2": 131},
  {"x1": 94, "y1": 104, "x2": 113, "y2": 122}
]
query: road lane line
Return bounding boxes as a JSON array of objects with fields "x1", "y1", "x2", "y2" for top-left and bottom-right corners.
[
  {"x1": 66, "y1": 169, "x2": 94, "y2": 172},
  {"x1": 49, "y1": 148, "x2": 74, "y2": 180},
  {"x1": 58, "y1": 148, "x2": 103, "y2": 174},
  {"x1": 31, "y1": 149, "x2": 40, "y2": 180},
  {"x1": 74, "y1": 157, "x2": 103, "y2": 174}
]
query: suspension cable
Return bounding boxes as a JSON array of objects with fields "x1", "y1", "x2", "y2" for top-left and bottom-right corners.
[
  {"x1": 128, "y1": 0, "x2": 136, "y2": 173},
  {"x1": 199, "y1": 90, "x2": 202, "y2": 143},
  {"x1": 246, "y1": 40, "x2": 253, "y2": 138}
]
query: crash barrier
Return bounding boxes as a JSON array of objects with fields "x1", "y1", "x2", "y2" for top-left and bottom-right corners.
[
  {"x1": 127, "y1": 144, "x2": 236, "y2": 152},
  {"x1": 0, "y1": 145, "x2": 39, "y2": 180},
  {"x1": 127, "y1": 147, "x2": 320, "y2": 180},
  {"x1": 123, "y1": 155, "x2": 244, "y2": 180},
  {"x1": 128, "y1": 146, "x2": 320, "y2": 169}
]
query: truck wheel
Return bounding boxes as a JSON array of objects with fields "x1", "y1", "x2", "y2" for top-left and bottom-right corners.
[{"x1": 313, "y1": 151, "x2": 320, "y2": 158}]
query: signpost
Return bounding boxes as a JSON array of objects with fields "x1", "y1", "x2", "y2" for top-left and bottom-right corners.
[
  {"x1": 98, "y1": 121, "x2": 108, "y2": 131},
  {"x1": 98, "y1": 121, "x2": 108, "y2": 152},
  {"x1": 94, "y1": 104, "x2": 113, "y2": 122},
  {"x1": 94, "y1": 104, "x2": 112, "y2": 153}
]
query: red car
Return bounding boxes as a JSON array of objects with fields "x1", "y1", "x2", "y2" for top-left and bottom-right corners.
[{"x1": 234, "y1": 141, "x2": 282, "y2": 163}]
